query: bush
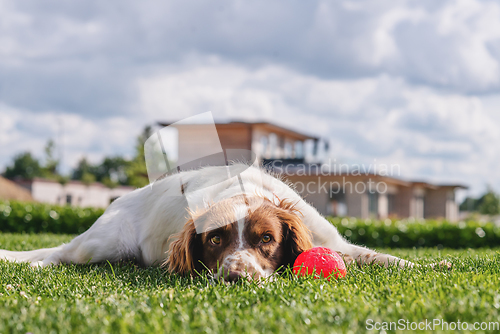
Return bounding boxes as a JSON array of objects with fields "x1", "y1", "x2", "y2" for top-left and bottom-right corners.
[
  {"x1": 1, "y1": 201, "x2": 499, "y2": 249},
  {"x1": 0, "y1": 200, "x2": 104, "y2": 234},
  {"x1": 329, "y1": 217, "x2": 500, "y2": 249}
]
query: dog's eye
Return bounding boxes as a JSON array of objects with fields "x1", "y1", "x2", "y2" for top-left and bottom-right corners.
[
  {"x1": 261, "y1": 235, "x2": 271, "y2": 243},
  {"x1": 210, "y1": 235, "x2": 221, "y2": 245}
]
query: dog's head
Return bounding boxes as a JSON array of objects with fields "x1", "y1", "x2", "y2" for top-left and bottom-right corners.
[{"x1": 165, "y1": 196, "x2": 312, "y2": 281}]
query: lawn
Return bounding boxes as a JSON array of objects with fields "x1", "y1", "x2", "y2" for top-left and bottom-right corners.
[{"x1": 1, "y1": 233, "x2": 499, "y2": 333}]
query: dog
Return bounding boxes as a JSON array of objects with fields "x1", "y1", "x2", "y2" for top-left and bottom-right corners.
[{"x1": 0, "y1": 164, "x2": 446, "y2": 281}]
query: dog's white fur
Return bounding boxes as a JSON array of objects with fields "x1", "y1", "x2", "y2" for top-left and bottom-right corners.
[{"x1": 0, "y1": 164, "x2": 416, "y2": 271}]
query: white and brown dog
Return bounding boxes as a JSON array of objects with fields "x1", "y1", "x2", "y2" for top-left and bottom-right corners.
[{"x1": 0, "y1": 164, "x2": 446, "y2": 281}]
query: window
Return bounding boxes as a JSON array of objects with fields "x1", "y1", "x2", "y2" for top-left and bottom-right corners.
[
  {"x1": 328, "y1": 190, "x2": 347, "y2": 216},
  {"x1": 368, "y1": 192, "x2": 378, "y2": 215},
  {"x1": 388, "y1": 194, "x2": 396, "y2": 215},
  {"x1": 66, "y1": 194, "x2": 72, "y2": 205},
  {"x1": 284, "y1": 142, "x2": 292, "y2": 158},
  {"x1": 259, "y1": 136, "x2": 268, "y2": 158},
  {"x1": 415, "y1": 195, "x2": 425, "y2": 219},
  {"x1": 294, "y1": 141, "x2": 304, "y2": 158},
  {"x1": 447, "y1": 191, "x2": 455, "y2": 201},
  {"x1": 269, "y1": 133, "x2": 278, "y2": 158}
]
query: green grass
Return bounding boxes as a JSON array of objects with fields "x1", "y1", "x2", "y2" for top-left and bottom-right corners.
[{"x1": 1, "y1": 233, "x2": 499, "y2": 334}]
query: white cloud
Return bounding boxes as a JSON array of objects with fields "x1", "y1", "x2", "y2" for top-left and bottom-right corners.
[
  {"x1": 1, "y1": 0, "x2": 500, "y2": 197},
  {"x1": 137, "y1": 63, "x2": 500, "y2": 195},
  {"x1": 1, "y1": 0, "x2": 500, "y2": 115},
  {"x1": 1, "y1": 60, "x2": 499, "y2": 196},
  {"x1": 0, "y1": 104, "x2": 138, "y2": 174}
]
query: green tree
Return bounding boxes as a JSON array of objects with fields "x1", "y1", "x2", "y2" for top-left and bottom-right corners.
[
  {"x1": 478, "y1": 190, "x2": 500, "y2": 215},
  {"x1": 459, "y1": 197, "x2": 477, "y2": 211},
  {"x1": 3, "y1": 139, "x2": 61, "y2": 180},
  {"x1": 126, "y1": 125, "x2": 153, "y2": 188},
  {"x1": 81, "y1": 172, "x2": 96, "y2": 185},
  {"x1": 3, "y1": 152, "x2": 44, "y2": 180},
  {"x1": 460, "y1": 188, "x2": 500, "y2": 215},
  {"x1": 96, "y1": 157, "x2": 129, "y2": 186},
  {"x1": 72, "y1": 157, "x2": 98, "y2": 181},
  {"x1": 72, "y1": 156, "x2": 129, "y2": 187},
  {"x1": 44, "y1": 139, "x2": 59, "y2": 175}
]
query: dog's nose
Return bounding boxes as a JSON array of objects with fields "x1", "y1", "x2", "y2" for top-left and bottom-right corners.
[{"x1": 226, "y1": 271, "x2": 243, "y2": 282}]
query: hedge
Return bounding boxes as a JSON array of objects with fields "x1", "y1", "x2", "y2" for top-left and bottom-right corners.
[
  {"x1": 329, "y1": 217, "x2": 500, "y2": 249},
  {"x1": 1, "y1": 200, "x2": 499, "y2": 248},
  {"x1": 0, "y1": 200, "x2": 104, "y2": 234}
]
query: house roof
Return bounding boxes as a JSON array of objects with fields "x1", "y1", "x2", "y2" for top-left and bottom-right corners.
[
  {"x1": 0, "y1": 176, "x2": 34, "y2": 202},
  {"x1": 265, "y1": 162, "x2": 412, "y2": 185},
  {"x1": 15, "y1": 178, "x2": 135, "y2": 190},
  {"x1": 435, "y1": 183, "x2": 469, "y2": 189},
  {"x1": 411, "y1": 181, "x2": 468, "y2": 190},
  {"x1": 157, "y1": 120, "x2": 320, "y2": 141},
  {"x1": 265, "y1": 162, "x2": 470, "y2": 189},
  {"x1": 410, "y1": 181, "x2": 439, "y2": 190}
]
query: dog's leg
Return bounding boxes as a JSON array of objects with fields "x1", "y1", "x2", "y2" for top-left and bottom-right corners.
[
  {"x1": 0, "y1": 225, "x2": 127, "y2": 267},
  {"x1": 31, "y1": 229, "x2": 124, "y2": 267},
  {"x1": 0, "y1": 205, "x2": 140, "y2": 267},
  {"x1": 335, "y1": 242, "x2": 415, "y2": 268},
  {"x1": 0, "y1": 246, "x2": 64, "y2": 264},
  {"x1": 300, "y1": 212, "x2": 450, "y2": 269},
  {"x1": 337, "y1": 243, "x2": 451, "y2": 269}
]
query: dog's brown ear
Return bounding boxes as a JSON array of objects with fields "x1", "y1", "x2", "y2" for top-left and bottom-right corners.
[
  {"x1": 165, "y1": 220, "x2": 203, "y2": 275},
  {"x1": 276, "y1": 200, "x2": 313, "y2": 268}
]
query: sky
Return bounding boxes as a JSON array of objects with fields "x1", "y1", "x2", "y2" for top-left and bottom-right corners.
[{"x1": 1, "y1": 0, "x2": 500, "y2": 199}]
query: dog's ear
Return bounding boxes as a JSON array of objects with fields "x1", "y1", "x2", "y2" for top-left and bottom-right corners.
[
  {"x1": 276, "y1": 200, "x2": 313, "y2": 269},
  {"x1": 165, "y1": 220, "x2": 203, "y2": 275}
]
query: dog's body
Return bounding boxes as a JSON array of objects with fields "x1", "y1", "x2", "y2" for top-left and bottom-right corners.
[{"x1": 0, "y1": 164, "x2": 418, "y2": 279}]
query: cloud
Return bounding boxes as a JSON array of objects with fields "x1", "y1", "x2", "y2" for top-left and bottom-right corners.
[
  {"x1": 1, "y1": 59, "x2": 499, "y2": 195},
  {"x1": 0, "y1": 103, "x2": 138, "y2": 174},
  {"x1": 1, "y1": 0, "x2": 500, "y2": 197},
  {"x1": 1, "y1": 0, "x2": 500, "y2": 118},
  {"x1": 137, "y1": 63, "x2": 500, "y2": 195}
]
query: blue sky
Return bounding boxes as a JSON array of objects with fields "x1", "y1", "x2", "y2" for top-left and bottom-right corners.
[{"x1": 1, "y1": 0, "x2": 500, "y2": 198}]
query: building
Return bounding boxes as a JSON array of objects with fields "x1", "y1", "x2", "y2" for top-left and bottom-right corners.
[
  {"x1": 158, "y1": 120, "x2": 466, "y2": 221},
  {"x1": 15, "y1": 178, "x2": 133, "y2": 208},
  {"x1": 0, "y1": 176, "x2": 34, "y2": 202},
  {"x1": 156, "y1": 120, "x2": 321, "y2": 170}
]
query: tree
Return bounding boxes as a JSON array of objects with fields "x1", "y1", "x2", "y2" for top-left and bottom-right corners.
[
  {"x1": 3, "y1": 152, "x2": 43, "y2": 180},
  {"x1": 478, "y1": 190, "x2": 500, "y2": 215},
  {"x1": 72, "y1": 157, "x2": 98, "y2": 181},
  {"x1": 459, "y1": 197, "x2": 476, "y2": 212},
  {"x1": 81, "y1": 172, "x2": 96, "y2": 185},
  {"x1": 3, "y1": 138, "x2": 61, "y2": 180},
  {"x1": 72, "y1": 156, "x2": 129, "y2": 187},
  {"x1": 70, "y1": 126, "x2": 155, "y2": 188},
  {"x1": 44, "y1": 139, "x2": 59, "y2": 175},
  {"x1": 459, "y1": 187, "x2": 500, "y2": 216},
  {"x1": 4, "y1": 126, "x2": 159, "y2": 189},
  {"x1": 125, "y1": 125, "x2": 153, "y2": 188},
  {"x1": 97, "y1": 157, "x2": 129, "y2": 186}
]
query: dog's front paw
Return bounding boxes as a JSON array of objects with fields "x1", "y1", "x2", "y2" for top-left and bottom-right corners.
[
  {"x1": 30, "y1": 261, "x2": 45, "y2": 268},
  {"x1": 429, "y1": 260, "x2": 452, "y2": 270},
  {"x1": 30, "y1": 260, "x2": 57, "y2": 268}
]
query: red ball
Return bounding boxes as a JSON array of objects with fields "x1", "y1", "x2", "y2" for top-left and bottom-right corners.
[{"x1": 293, "y1": 247, "x2": 347, "y2": 280}]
